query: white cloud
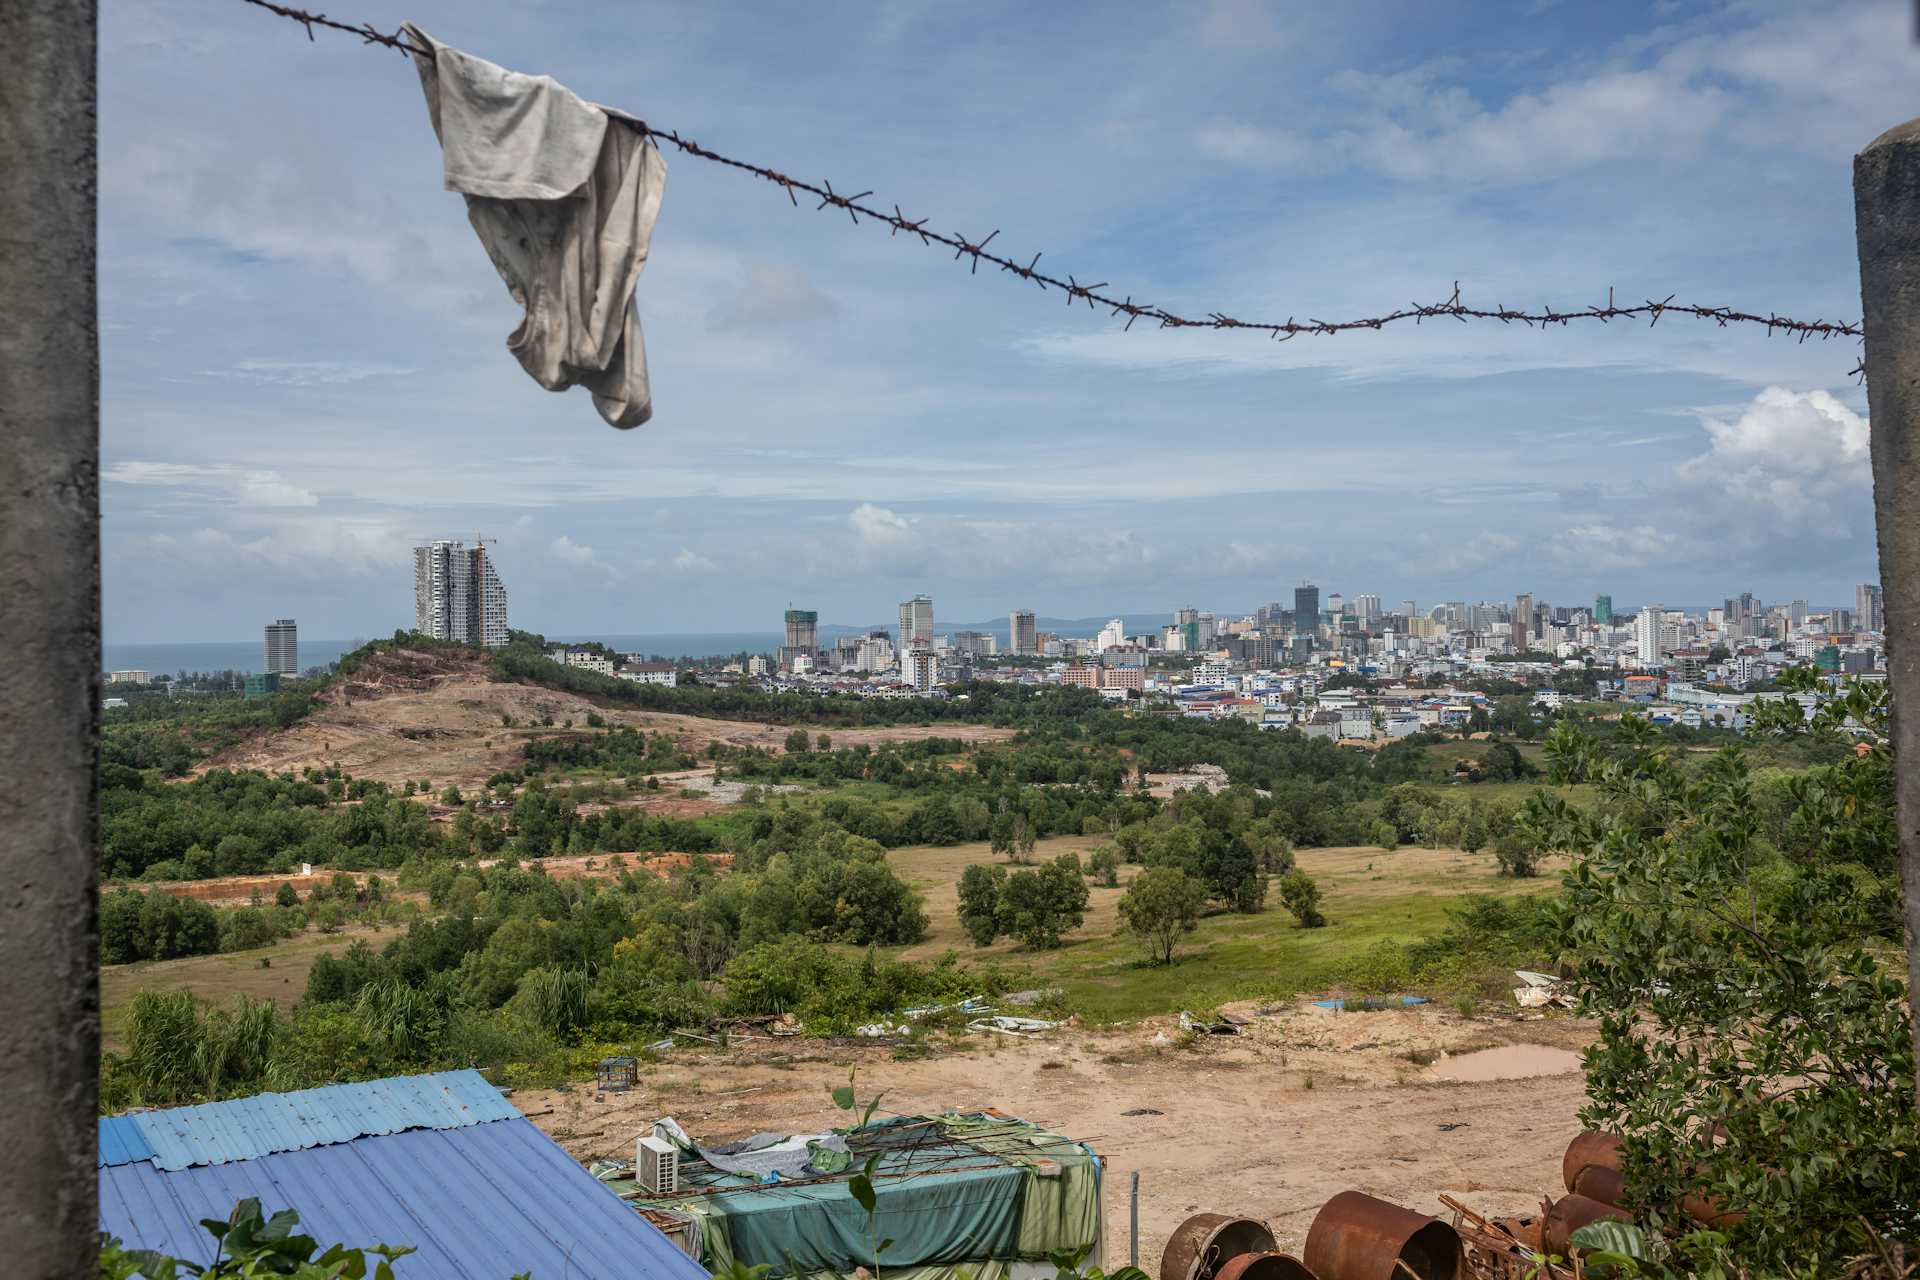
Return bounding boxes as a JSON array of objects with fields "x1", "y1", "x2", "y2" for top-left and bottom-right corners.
[
  {"x1": 1325, "y1": 68, "x2": 1730, "y2": 185},
  {"x1": 1555, "y1": 523, "x2": 1676, "y2": 571},
  {"x1": 1676, "y1": 387, "x2": 1869, "y2": 536},
  {"x1": 672, "y1": 548, "x2": 720, "y2": 574},
  {"x1": 132, "y1": 514, "x2": 411, "y2": 576},
  {"x1": 549, "y1": 535, "x2": 599, "y2": 566},
  {"x1": 105, "y1": 461, "x2": 318, "y2": 508},
  {"x1": 849, "y1": 503, "x2": 917, "y2": 547}
]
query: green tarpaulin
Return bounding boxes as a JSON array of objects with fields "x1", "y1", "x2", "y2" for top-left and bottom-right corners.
[{"x1": 617, "y1": 1113, "x2": 1101, "y2": 1279}]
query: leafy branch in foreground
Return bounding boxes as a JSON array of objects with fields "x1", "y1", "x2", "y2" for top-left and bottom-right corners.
[
  {"x1": 99, "y1": 1198, "x2": 415, "y2": 1279},
  {"x1": 1530, "y1": 672, "x2": 1917, "y2": 1276}
]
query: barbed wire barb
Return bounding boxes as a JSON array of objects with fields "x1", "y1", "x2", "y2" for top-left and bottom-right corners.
[{"x1": 236, "y1": 0, "x2": 1865, "y2": 367}]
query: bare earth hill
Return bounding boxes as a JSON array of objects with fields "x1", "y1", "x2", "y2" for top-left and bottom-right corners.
[{"x1": 199, "y1": 648, "x2": 1015, "y2": 789}]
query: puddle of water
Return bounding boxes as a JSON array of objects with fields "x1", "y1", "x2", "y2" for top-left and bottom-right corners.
[{"x1": 1428, "y1": 1044, "x2": 1583, "y2": 1082}]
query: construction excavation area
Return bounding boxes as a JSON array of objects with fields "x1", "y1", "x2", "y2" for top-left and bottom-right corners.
[{"x1": 524, "y1": 1001, "x2": 1613, "y2": 1280}]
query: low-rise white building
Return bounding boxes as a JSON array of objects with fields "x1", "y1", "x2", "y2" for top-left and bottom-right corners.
[{"x1": 555, "y1": 648, "x2": 615, "y2": 676}]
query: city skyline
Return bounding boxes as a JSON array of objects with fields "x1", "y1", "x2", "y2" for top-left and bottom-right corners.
[{"x1": 97, "y1": 1, "x2": 1892, "y2": 643}]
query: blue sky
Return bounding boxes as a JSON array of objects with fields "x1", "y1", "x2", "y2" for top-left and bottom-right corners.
[{"x1": 102, "y1": 0, "x2": 1905, "y2": 640}]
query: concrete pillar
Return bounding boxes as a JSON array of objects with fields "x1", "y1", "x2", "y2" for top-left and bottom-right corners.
[
  {"x1": 1856, "y1": 119, "x2": 1920, "y2": 1103},
  {"x1": 0, "y1": 0, "x2": 101, "y2": 1272}
]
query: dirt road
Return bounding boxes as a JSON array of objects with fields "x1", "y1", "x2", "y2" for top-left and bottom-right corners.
[{"x1": 522, "y1": 1001, "x2": 1594, "y2": 1265}]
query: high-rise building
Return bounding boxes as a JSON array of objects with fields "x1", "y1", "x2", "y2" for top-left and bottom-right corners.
[
  {"x1": 1293, "y1": 584, "x2": 1319, "y2": 635},
  {"x1": 413, "y1": 540, "x2": 508, "y2": 647},
  {"x1": 1355, "y1": 595, "x2": 1381, "y2": 624},
  {"x1": 1096, "y1": 618, "x2": 1126, "y2": 651},
  {"x1": 898, "y1": 594, "x2": 934, "y2": 655},
  {"x1": 264, "y1": 618, "x2": 298, "y2": 676},
  {"x1": 1512, "y1": 593, "x2": 1534, "y2": 652},
  {"x1": 1593, "y1": 594, "x2": 1613, "y2": 624},
  {"x1": 952, "y1": 630, "x2": 995, "y2": 659},
  {"x1": 901, "y1": 648, "x2": 939, "y2": 693},
  {"x1": 1635, "y1": 606, "x2": 1666, "y2": 668},
  {"x1": 1857, "y1": 583, "x2": 1884, "y2": 631},
  {"x1": 780, "y1": 609, "x2": 819, "y2": 672},
  {"x1": 1399, "y1": 599, "x2": 1417, "y2": 622},
  {"x1": 1009, "y1": 609, "x2": 1037, "y2": 656}
]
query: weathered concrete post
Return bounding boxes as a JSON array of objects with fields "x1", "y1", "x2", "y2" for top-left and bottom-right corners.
[
  {"x1": 1856, "y1": 119, "x2": 1920, "y2": 1103},
  {"x1": 0, "y1": 0, "x2": 101, "y2": 1271}
]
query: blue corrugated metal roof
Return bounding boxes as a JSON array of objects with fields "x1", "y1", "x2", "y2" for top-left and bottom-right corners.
[
  {"x1": 102, "y1": 1070, "x2": 520, "y2": 1171},
  {"x1": 100, "y1": 1114, "x2": 708, "y2": 1280},
  {"x1": 99, "y1": 1116, "x2": 155, "y2": 1168}
]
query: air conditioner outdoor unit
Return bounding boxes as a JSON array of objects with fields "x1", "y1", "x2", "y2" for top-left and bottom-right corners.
[{"x1": 637, "y1": 1134, "x2": 680, "y2": 1194}]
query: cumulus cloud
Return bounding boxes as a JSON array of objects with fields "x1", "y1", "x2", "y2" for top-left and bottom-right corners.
[
  {"x1": 105, "y1": 461, "x2": 319, "y2": 508},
  {"x1": 671, "y1": 548, "x2": 720, "y2": 575},
  {"x1": 133, "y1": 514, "x2": 411, "y2": 576},
  {"x1": 849, "y1": 503, "x2": 918, "y2": 547},
  {"x1": 1676, "y1": 387, "x2": 1869, "y2": 536},
  {"x1": 549, "y1": 535, "x2": 599, "y2": 565},
  {"x1": 1553, "y1": 523, "x2": 1676, "y2": 572}
]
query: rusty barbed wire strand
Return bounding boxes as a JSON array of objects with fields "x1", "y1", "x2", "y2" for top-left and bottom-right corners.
[{"x1": 238, "y1": 0, "x2": 1865, "y2": 358}]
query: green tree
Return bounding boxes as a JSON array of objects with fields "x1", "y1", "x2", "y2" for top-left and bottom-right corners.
[
  {"x1": 1276, "y1": 870, "x2": 1325, "y2": 928},
  {"x1": 1086, "y1": 846, "x2": 1121, "y2": 887},
  {"x1": 998, "y1": 861, "x2": 1090, "y2": 949},
  {"x1": 1491, "y1": 829, "x2": 1539, "y2": 877},
  {"x1": 1536, "y1": 673, "x2": 1913, "y2": 1276},
  {"x1": 784, "y1": 728, "x2": 812, "y2": 754},
  {"x1": 1117, "y1": 867, "x2": 1206, "y2": 965}
]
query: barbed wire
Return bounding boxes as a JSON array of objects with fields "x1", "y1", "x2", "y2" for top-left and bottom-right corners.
[{"x1": 238, "y1": 0, "x2": 1863, "y2": 366}]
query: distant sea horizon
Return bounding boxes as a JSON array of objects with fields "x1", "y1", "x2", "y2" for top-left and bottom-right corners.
[
  {"x1": 105, "y1": 601, "x2": 1761, "y2": 675},
  {"x1": 102, "y1": 620, "x2": 1128, "y2": 675}
]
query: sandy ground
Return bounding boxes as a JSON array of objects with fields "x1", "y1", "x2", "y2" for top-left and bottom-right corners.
[
  {"x1": 521, "y1": 1002, "x2": 1594, "y2": 1266},
  {"x1": 203, "y1": 649, "x2": 1015, "y2": 789}
]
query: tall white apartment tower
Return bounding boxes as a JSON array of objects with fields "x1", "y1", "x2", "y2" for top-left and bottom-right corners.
[
  {"x1": 413, "y1": 539, "x2": 509, "y2": 647},
  {"x1": 1635, "y1": 606, "x2": 1665, "y2": 669},
  {"x1": 264, "y1": 619, "x2": 298, "y2": 676}
]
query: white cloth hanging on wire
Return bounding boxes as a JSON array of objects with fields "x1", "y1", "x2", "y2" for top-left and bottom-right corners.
[{"x1": 403, "y1": 24, "x2": 665, "y2": 428}]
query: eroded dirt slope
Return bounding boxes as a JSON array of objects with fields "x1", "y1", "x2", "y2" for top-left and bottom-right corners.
[{"x1": 201, "y1": 649, "x2": 1014, "y2": 789}]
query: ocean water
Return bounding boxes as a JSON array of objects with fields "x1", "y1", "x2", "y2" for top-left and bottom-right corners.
[
  {"x1": 103, "y1": 633, "x2": 788, "y2": 676},
  {"x1": 103, "y1": 638, "x2": 369, "y2": 677},
  {"x1": 553, "y1": 633, "x2": 783, "y2": 658}
]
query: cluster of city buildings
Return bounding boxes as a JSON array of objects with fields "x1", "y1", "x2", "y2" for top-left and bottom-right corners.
[{"x1": 720, "y1": 583, "x2": 1885, "y2": 728}]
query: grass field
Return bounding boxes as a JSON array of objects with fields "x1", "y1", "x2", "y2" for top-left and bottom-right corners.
[
  {"x1": 100, "y1": 835, "x2": 1564, "y2": 1042},
  {"x1": 884, "y1": 838, "x2": 1563, "y2": 1023},
  {"x1": 100, "y1": 925, "x2": 389, "y2": 1050}
]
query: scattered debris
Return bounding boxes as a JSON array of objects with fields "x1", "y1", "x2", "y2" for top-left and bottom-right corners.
[
  {"x1": 968, "y1": 1015, "x2": 1061, "y2": 1037},
  {"x1": 1437, "y1": 1122, "x2": 1470, "y2": 1132},
  {"x1": 1122, "y1": 1108, "x2": 1164, "y2": 1117},
  {"x1": 1512, "y1": 970, "x2": 1574, "y2": 1010},
  {"x1": 903, "y1": 996, "x2": 992, "y2": 1020},
  {"x1": 856, "y1": 1022, "x2": 911, "y2": 1038},
  {"x1": 1179, "y1": 1010, "x2": 1247, "y2": 1035}
]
